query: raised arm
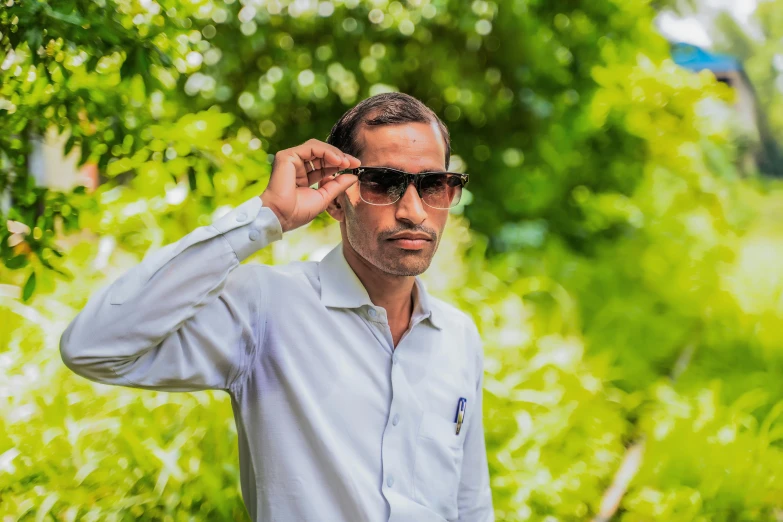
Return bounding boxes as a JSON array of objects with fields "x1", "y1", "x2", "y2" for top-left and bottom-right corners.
[{"x1": 60, "y1": 140, "x2": 360, "y2": 392}]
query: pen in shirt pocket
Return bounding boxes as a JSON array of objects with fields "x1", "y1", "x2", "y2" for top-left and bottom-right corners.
[{"x1": 454, "y1": 397, "x2": 467, "y2": 435}]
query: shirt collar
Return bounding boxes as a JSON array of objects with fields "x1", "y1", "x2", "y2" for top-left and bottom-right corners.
[{"x1": 318, "y1": 244, "x2": 443, "y2": 330}]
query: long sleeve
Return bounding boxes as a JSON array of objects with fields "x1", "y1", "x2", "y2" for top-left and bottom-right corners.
[
  {"x1": 457, "y1": 329, "x2": 494, "y2": 521},
  {"x1": 59, "y1": 196, "x2": 283, "y2": 392}
]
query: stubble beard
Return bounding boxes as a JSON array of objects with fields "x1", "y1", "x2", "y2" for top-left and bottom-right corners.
[{"x1": 344, "y1": 203, "x2": 439, "y2": 277}]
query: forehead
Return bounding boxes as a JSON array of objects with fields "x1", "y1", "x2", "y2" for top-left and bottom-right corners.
[{"x1": 356, "y1": 121, "x2": 446, "y2": 171}]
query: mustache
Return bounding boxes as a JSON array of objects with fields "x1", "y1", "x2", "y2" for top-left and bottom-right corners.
[{"x1": 379, "y1": 225, "x2": 438, "y2": 242}]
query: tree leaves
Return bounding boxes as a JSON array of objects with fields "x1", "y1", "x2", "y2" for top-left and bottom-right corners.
[
  {"x1": 21, "y1": 271, "x2": 36, "y2": 301},
  {"x1": 64, "y1": 135, "x2": 77, "y2": 157},
  {"x1": 43, "y1": 6, "x2": 87, "y2": 27},
  {"x1": 23, "y1": 29, "x2": 43, "y2": 51},
  {"x1": 4, "y1": 1, "x2": 783, "y2": 519},
  {"x1": 5, "y1": 255, "x2": 29, "y2": 270}
]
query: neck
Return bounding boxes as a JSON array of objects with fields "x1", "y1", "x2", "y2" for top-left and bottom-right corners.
[{"x1": 342, "y1": 243, "x2": 415, "y2": 321}]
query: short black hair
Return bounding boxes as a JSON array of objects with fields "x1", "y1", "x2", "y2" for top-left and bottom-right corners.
[{"x1": 326, "y1": 92, "x2": 451, "y2": 169}]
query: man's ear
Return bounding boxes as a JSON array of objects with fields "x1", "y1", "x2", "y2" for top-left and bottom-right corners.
[{"x1": 324, "y1": 189, "x2": 345, "y2": 222}]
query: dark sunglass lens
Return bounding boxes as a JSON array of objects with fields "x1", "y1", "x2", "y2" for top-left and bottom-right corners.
[
  {"x1": 421, "y1": 174, "x2": 462, "y2": 209},
  {"x1": 360, "y1": 169, "x2": 407, "y2": 204}
]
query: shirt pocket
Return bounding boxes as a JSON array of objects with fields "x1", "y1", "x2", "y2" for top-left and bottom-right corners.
[{"x1": 413, "y1": 411, "x2": 464, "y2": 520}]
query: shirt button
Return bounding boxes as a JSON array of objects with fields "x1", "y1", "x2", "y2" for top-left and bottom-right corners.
[
  {"x1": 249, "y1": 229, "x2": 260, "y2": 241},
  {"x1": 236, "y1": 212, "x2": 247, "y2": 222},
  {"x1": 392, "y1": 353, "x2": 398, "y2": 365},
  {"x1": 386, "y1": 475, "x2": 394, "y2": 487},
  {"x1": 392, "y1": 414, "x2": 399, "y2": 426},
  {"x1": 368, "y1": 308, "x2": 377, "y2": 318}
]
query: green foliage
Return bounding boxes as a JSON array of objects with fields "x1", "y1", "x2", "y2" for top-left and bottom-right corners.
[
  {"x1": 0, "y1": 281, "x2": 248, "y2": 520},
  {"x1": 4, "y1": 0, "x2": 783, "y2": 520}
]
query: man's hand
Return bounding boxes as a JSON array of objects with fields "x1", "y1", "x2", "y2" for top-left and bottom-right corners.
[{"x1": 260, "y1": 139, "x2": 361, "y2": 232}]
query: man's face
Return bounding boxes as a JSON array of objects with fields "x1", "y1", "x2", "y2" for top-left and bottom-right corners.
[{"x1": 335, "y1": 121, "x2": 450, "y2": 277}]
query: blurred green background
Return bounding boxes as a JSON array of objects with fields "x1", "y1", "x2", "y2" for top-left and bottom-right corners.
[{"x1": 3, "y1": 0, "x2": 783, "y2": 520}]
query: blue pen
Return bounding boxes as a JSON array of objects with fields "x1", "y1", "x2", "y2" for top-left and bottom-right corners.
[{"x1": 454, "y1": 397, "x2": 467, "y2": 435}]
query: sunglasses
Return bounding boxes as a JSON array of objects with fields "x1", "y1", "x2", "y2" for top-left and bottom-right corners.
[{"x1": 336, "y1": 166, "x2": 469, "y2": 210}]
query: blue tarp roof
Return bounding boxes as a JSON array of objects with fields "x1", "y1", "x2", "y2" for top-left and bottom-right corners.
[{"x1": 671, "y1": 42, "x2": 742, "y2": 73}]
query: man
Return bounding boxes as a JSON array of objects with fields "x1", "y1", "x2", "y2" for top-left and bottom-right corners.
[{"x1": 60, "y1": 92, "x2": 493, "y2": 522}]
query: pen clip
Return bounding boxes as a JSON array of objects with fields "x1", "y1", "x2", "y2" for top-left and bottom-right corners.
[{"x1": 454, "y1": 397, "x2": 467, "y2": 435}]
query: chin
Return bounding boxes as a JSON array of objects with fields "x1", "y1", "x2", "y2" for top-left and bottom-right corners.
[
  {"x1": 347, "y1": 232, "x2": 437, "y2": 276},
  {"x1": 377, "y1": 246, "x2": 434, "y2": 276},
  {"x1": 381, "y1": 263, "x2": 430, "y2": 277}
]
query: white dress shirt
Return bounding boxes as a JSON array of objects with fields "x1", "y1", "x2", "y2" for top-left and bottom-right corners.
[{"x1": 60, "y1": 195, "x2": 494, "y2": 522}]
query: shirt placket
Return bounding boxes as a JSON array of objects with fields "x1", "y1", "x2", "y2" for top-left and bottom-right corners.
[{"x1": 361, "y1": 305, "x2": 429, "y2": 520}]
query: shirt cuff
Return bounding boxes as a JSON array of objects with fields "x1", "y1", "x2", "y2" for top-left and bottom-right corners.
[{"x1": 212, "y1": 196, "x2": 284, "y2": 261}]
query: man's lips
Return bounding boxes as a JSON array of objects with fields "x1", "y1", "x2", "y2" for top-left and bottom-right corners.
[{"x1": 387, "y1": 235, "x2": 433, "y2": 250}]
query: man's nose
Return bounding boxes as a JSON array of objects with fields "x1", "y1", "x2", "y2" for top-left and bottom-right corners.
[{"x1": 395, "y1": 183, "x2": 427, "y2": 225}]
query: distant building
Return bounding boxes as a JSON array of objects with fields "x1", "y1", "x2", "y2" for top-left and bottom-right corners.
[
  {"x1": 672, "y1": 43, "x2": 757, "y2": 133},
  {"x1": 671, "y1": 42, "x2": 782, "y2": 176},
  {"x1": 28, "y1": 127, "x2": 98, "y2": 192}
]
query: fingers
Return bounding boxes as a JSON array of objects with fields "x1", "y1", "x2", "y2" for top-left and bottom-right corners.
[
  {"x1": 292, "y1": 139, "x2": 361, "y2": 171},
  {"x1": 315, "y1": 174, "x2": 358, "y2": 206},
  {"x1": 306, "y1": 165, "x2": 342, "y2": 187},
  {"x1": 264, "y1": 139, "x2": 361, "y2": 228}
]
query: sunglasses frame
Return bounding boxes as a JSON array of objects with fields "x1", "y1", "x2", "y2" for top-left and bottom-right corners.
[{"x1": 336, "y1": 166, "x2": 470, "y2": 210}]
